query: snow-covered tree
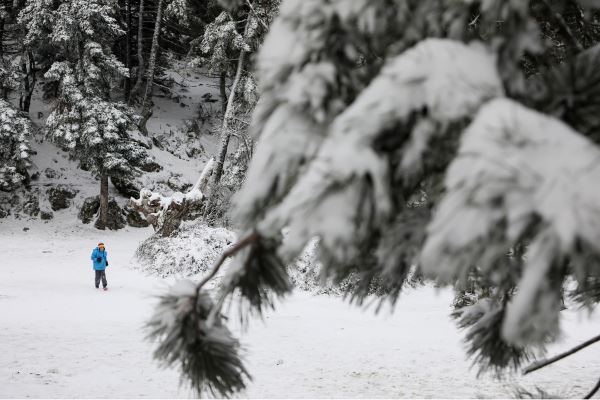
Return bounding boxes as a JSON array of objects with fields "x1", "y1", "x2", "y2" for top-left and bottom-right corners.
[
  {"x1": 191, "y1": 11, "x2": 248, "y2": 74},
  {"x1": 190, "y1": 0, "x2": 279, "y2": 111},
  {"x1": 0, "y1": 99, "x2": 32, "y2": 191},
  {"x1": 0, "y1": 57, "x2": 20, "y2": 99},
  {"x1": 196, "y1": 0, "x2": 280, "y2": 219},
  {"x1": 0, "y1": 1, "x2": 26, "y2": 100},
  {"x1": 20, "y1": 0, "x2": 154, "y2": 229},
  {"x1": 148, "y1": 0, "x2": 600, "y2": 397}
]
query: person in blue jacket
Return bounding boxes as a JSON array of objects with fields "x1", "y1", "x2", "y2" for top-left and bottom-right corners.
[{"x1": 91, "y1": 242, "x2": 109, "y2": 290}]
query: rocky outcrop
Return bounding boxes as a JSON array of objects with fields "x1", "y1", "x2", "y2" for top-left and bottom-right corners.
[
  {"x1": 111, "y1": 177, "x2": 141, "y2": 199},
  {"x1": 79, "y1": 196, "x2": 100, "y2": 224},
  {"x1": 46, "y1": 185, "x2": 77, "y2": 211},
  {"x1": 21, "y1": 192, "x2": 40, "y2": 217},
  {"x1": 140, "y1": 159, "x2": 162, "y2": 173},
  {"x1": 44, "y1": 168, "x2": 61, "y2": 179}
]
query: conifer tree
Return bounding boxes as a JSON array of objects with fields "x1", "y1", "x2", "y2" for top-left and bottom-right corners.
[
  {"x1": 0, "y1": 99, "x2": 32, "y2": 191},
  {"x1": 194, "y1": 0, "x2": 280, "y2": 218},
  {"x1": 20, "y1": 0, "x2": 154, "y2": 229}
]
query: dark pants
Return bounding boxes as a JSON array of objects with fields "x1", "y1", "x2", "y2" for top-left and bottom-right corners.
[{"x1": 95, "y1": 269, "x2": 107, "y2": 288}]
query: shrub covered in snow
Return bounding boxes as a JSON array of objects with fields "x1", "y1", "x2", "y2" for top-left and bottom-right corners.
[{"x1": 135, "y1": 223, "x2": 236, "y2": 278}]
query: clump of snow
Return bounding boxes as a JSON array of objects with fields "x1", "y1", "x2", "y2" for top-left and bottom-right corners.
[
  {"x1": 134, "y1": 223, "x2": 235, "y2": 278},
  {"x1": 251, "y1": 39, "x2": 503, "y2": 267},
  {"x1": 421, "y1": 98, "x2": 600, "y2": 346}
]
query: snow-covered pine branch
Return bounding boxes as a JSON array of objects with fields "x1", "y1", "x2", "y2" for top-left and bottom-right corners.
[
  {"x1": 422, "y1": 98, "x2": 600, "y2": 347},
  {"x1": 146, "y1": 0, "x2": 600, "y2": 396},
  {"x1": 146, "y1": 280, "x2": 249, "y2": 397},
  {"x1": 232, "y1": 1, "x2": 381, "y2": 226},
  {"x1": 241, "y1": 39, "x2": 503, "y2": 265}
]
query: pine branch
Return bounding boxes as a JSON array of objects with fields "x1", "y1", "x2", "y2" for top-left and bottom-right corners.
[
  {"x1": 246, "y1": 0, "x2": 268, "y2": 31},
  {"x1": 523, "y1": 333, "x2": 600, "y2": 375},
  {"x1": 196, "y1": 231, "x2": 260, "y2": 292},
  {"x1": 540, "y1": 0, "x2": 584, "y2": 53}
]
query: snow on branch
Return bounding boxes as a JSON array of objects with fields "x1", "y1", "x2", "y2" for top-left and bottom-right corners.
[
  {"x1": 251, "y1": 39, "x2": 503, "y2": 264},
  {"x1": 421, "y1": 98, "x2": 600, "y2": 346}
]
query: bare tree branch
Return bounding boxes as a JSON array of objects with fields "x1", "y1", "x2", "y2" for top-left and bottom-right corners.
[
  {"x1": 584, "y1": 377, "x2": 600, "y2": 399},
  {"x1": 196, "y1": 231, "x2": 260, "y2": 292},
  {"x1": 523, "y1": 333, "x2": 600, "y2": 375}
]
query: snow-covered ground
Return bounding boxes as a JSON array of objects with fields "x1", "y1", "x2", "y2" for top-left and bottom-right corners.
[{"x1": 2, "y1": 218, "x2": 600, "y2": 398}]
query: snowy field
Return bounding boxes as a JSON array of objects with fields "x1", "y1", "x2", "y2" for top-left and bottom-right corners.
[{"x1": 2, "y1": 219, "x2": 600, "y2": 398}]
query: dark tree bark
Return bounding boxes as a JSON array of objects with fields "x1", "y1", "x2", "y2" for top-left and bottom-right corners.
[
  {"x1": 0, "y1": 17, "x2": 6, "y2": 100},
  {"x1": 220, "y1": 69, "x2": 227, "y2": 116},
  {"x1": 129, "y1": 0, "x2": 145, "y2": 105},
  {"x1": 0, "y1": 17, "x2": 4, "y2": 58},
  {"x1": 19, "y1": 51, "x2": 36, "y2": 112},
  {"x1": 97, "y1": 175, "x2": 109, "y2": 230}
]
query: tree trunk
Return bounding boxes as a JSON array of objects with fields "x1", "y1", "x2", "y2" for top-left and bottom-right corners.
[
  {"x1": 124, "y1": 0, "x2": 132, "y2": 100},
  {"x1": 0, "y1": 18, "x2": 4, "y2": 58},
  {"x1": 204, "y1": 19, "x2": 251, "y2": 217},
  {"x1": 11, "y1": 0, "x2": 20, "y2": 20},
  {"x1": 19, "y1": 57, "x2": 28, "y2": 111},
  {"x1": 219, "y1": 69, "x2": 227, "y2": 116},
  {"x1": 19, "y1": 51, "x2": 36, "y2": 112},
  {"x1": 0, "y1": 18, "x2": 5, "y2": 100},
  {"x1": 139, "y1": 0, "x2": 164, "y2": 128},
  {"x1": 128, "y1": 0, "x2": 145, "y2": 105},
  {"x1": 211, "y1": 43, "x2": 248, "y2": 187},
  {"x1": 23, "y1": 51, "x2": 35, "y2": 112},
  {"x1": 97, "y1": 175, "x2": 109, "y2": 230}
]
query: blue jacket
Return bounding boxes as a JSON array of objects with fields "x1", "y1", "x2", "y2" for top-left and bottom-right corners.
[{"x1": 91, "y1": 248, "x2": 108, "y2": 270}]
